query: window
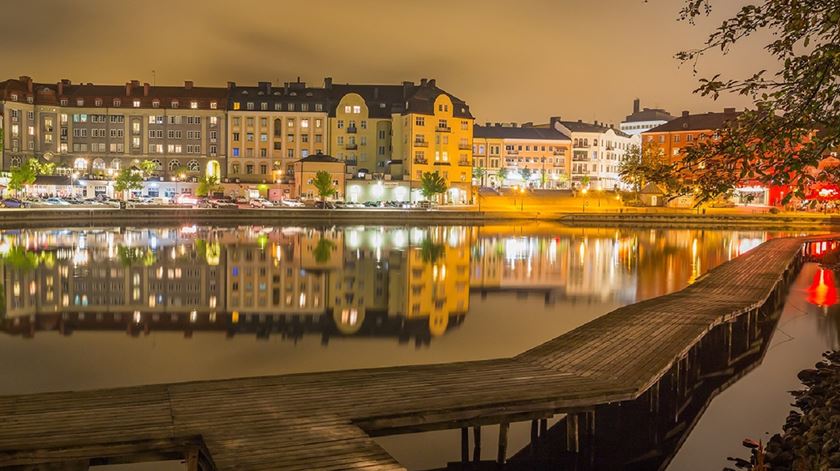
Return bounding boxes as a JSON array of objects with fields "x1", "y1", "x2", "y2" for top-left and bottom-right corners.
[
  {"x1": 301, "y1": 119, "x2": 309, "y2": 128},
  {"x1": 169, "y1": 160, "x2": 182, "y2": 172},
  {"x1": 246, "y1": 102, "x2": 254, "y2": 110},
  {"x1": 132, "y1": 137, "x2": 141, "y2": 149},
  {"x1": 188, "y1": 160, "x2": 200, "y2": 171},
  {"x1": 133, "y1": 100, "x2": 141, "y2": 108},
  {"x1": 344, "y1": 105, "x2": 352, "y2": 113},
  {"x1": 232, "y1": 148, "x2": 240, "y2": 157},
  {"x1": 287, "y1": 119, "x2": 295, "y2": 128},
  {"x1": 190, "y1": 101, "x2": 198, "y2": 109},
  {"x1": 415, "y1": 116, "x2": 425, "y2": 126},
  {"x1": 132, "y1": 122, "x2": 141, "y2": 134},
  {"x1": 171, "y1": 100, "x2": 179, "y2": 108},
  {"x1": 353, "y1": 105, "x2": 361, "y2": 113},
  {"x1": 210, "y1": 101, "x2": 218, "y2": 110},
  {"x1": 152, "y1": 100, "x2": 160, "y2": 108},
  {"x1": 76, "y1": 99, "x2": 84, "y2": 106}
]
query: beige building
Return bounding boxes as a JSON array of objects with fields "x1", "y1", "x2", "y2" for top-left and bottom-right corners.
[
  {"x1": 292, "y1": 153, "x2": 346, "y2": 200},
  {"x1": 473, "y1": 123, "x2": 571, "y2": 189},
  {"x1": 0, "y1": 76, "x2": 227, "y2": 189},
  {"x1": 226, "y1": 80, "x2": 329, "y2": 191}
]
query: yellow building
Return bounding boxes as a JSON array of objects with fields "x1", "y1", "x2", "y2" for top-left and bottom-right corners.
[
  {"x1": 327, "y1": 78, "x2": 474, "y2": 204},
  {"x1": 292, "y1": 153, "x2": 346, "y2": 200}
]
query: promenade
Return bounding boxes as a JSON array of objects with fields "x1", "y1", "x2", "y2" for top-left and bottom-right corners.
[{"x1": 0, "y1": 235, "x2": 828, "y2": 470}]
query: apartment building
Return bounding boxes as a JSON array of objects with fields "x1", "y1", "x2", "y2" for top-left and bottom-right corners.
[
  {"x1": 0, "y1": 76, "x2": 227, "y2": 186},
  {"x1": 548, "y1": 117, "x2": 639, "y2": 190},
  {"x1": 473, "y1": 123, "x2": 571, "y2": 188},
  {"x1": 226, "y1": 80, "x2": 328, "y2": 186},
  {"x1": 620, "y1": 99, "x2": 674, "y2": 136}
]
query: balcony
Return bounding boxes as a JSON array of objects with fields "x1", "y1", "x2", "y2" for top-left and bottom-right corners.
[
  {"x1": 458, "y1": 143, "x2": 471, "y2": 150},
  {"x1": 433, "y1": 161, "x2": 451, "y2": 166},
  {"x1": 346, "y1": 126, "x2": 357, "y2": 134},
  {"x1": 435, "y1": 126, "x2": 451, "y2": 133},
  {"x1": 553, "y1": 160, "x2": 565, "y2": 167},
  {"x1": 413, "y1": 158, "x2": 428, "y2": 165},
  {"x1": 458, "y1": 160, "x2": 470, "y2": 166},
  {"x1": 345, "y1": 159, "x2": 358, "y2": 167},
  {"x1": 414, "y1": 140, "x2": 428, "y2": 148},
  {"x1": 345, "y1": 143, "x2": 358, "y2": 150},
  {"x1": 506, "y1": 149, "x2": 519, "y2": 155}
]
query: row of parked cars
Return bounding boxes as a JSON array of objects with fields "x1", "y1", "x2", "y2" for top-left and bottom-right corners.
[{"x1": 0, "y1": 195, "x2": 433, "y2": 210}]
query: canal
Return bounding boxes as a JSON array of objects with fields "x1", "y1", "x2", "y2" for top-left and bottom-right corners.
[{"x1": 0, "y1": 223, "x2": 835, "y2": 470}]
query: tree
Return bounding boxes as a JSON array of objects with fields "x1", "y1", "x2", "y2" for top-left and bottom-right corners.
[
  {"x1": 138, "y1": 160, "x2": 157, "y2": 177},
  {"x1": 472, "y1": 166, "x2": 486, "y2": 187},
  {"x1": 312, "y1": 237, "x2": 336, "y2": 264},
  {"x1": 580, "y1": 175, "x2": 591, "y2": 189},
  {"x1": 497, "y1": 168, "x2": 508, "y2": 187},
  {"x1": 519, "y1": 168, "x2": 533, "y2": 185},
  {"x1": 419, "y1": 171, "x2": 447, "y2": 203},
  {"x1": 114, "y1": 168, "x2": 144, "y2": 199},
  {"x1": 674, "y1": 0, "x2": 840, "y2": 203},
  {"x1": 8, "y1": 158, "x2": 51, "y2": 194},
  {"x1": 312, "y1": 170, "x2": 337, "y2": 202},
  {"x1": 196, "y1": 175, "x2": 222, "y2": 197}
]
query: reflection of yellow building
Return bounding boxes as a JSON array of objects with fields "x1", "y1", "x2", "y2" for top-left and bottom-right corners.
[{"x1": 406, "y1": 227, "x2": 471, "y2": 336}]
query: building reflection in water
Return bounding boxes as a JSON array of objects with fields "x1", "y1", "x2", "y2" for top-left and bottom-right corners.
[{"x1": 0, "y1": 225, "x2": 800, "y2": 346}]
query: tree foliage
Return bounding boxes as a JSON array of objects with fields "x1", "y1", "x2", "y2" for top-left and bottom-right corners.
[
  {"x1": 675, "y1": 0, "x2": 840, "y2": 203},
  {"x1": 619, "y1": 143, "x2": 681, "y2": 196},
  {"x1": 114, "y1": 168, "x2": 144, "y2": 195},
  {"x1": 138, "y1": 160, "x2": 158, "y2": 177},
  {"x1": 419, "y1": 171, "x2": 447, "y2": 201},
  {"x1": 8, "y1": 158, "x2": 53, "y2": 193},
  {"x1": 196, "y1": 175, "x2": 222, "y2": 197},
  {"x1": 312, "y1": 170, "x2": 337, "y2": 201}
]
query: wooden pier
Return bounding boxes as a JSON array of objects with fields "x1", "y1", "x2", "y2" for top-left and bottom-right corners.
[{"x1": 0, "y1": 236, "x2": 827, "y2": 470}]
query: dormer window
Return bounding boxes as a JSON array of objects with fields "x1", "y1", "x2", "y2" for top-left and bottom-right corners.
[
  {"x1": 26, "y1": 96, "x2": 33, "y2": 104},
  {"x1": 133, "y1": 100, "x2": 141, "y2": 108},
  {"x1": 76, "y1": 99, "x2": 84, "y2": 106},
  {"x1": 190, "y1": 101, "x2": 198, "y2": 109},
  {"x1": 260, "y1": 102, "x2": 267, "y2": 111},
  {"x1": 10, "y1": 93, "x2": 18, "y2": 101},
  {"x1": 210, "y1": 101, "x2": 217, "y2": 110},
  {"x1": 171, "y1": 100, "x2": 179, "y2": 108},
  {"x1": 246, "y1": 102, "x2": 254, "y2": 110},
  {"x1": 152, "y1": 99, "x2": 160, "y2": 108},
  {"x1": 60, "y1": 99, "x2": 68, "y2": 106}
]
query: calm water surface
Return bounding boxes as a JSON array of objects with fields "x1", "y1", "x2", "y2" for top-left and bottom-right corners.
[{"x1": 0, "y1": 223, "x2": 834, "y2": 470}]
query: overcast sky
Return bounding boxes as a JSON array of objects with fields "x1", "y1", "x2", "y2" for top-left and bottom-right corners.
[{"x1": 1, "y1": 0, "x2": 774, "y2": 125}]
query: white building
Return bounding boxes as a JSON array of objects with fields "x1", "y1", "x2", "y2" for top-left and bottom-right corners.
[
  {"x1": 619, "y1": 99, "x2": 674, "y2": 136},
  {"x1": 548, "y1": 117, "x2": 640, "y2": 190}
]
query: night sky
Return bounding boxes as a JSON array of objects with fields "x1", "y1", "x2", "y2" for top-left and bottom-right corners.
[{"x1": 1, "y1": 0, "x2": 774, "y2": 124}]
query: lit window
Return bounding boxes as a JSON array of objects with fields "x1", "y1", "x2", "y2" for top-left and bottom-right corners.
[
  {"x1": 301, "y1": 119, "x2": 309, "y2": 128},
  {"x1": 190, "y1": 101, "x2": 198, "y2": 109},
  {"x1": 353, "y1": 105, "x2": 361, "y2": 113},
  {"x1": 133, "y1": 100, "x2": 140, "y2": 108},
  {"x1": 210, "y1": 101, "x2": 217, "y2": 109}
]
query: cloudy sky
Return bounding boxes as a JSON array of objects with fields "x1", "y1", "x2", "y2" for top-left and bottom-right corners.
[{"x1": 1, "y1": 0, "x2": 774, "y2": 124}]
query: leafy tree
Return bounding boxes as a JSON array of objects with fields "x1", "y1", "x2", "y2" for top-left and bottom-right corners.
[
  {"x1": 8, "y1": 158, "x2": 51, "y2": 193},
  {"x1": 674, "y1": 0, "x2": 840, "y2": 203},
  {"x1": 497, "y1": 168, "x2": 508, "y2": 187},
  {"x1": 419, "y1": 171, "x2": 447, "y2": 202},
  {"x1": 472, "y1": 166, "x2": 486, "y2": 186},
  {"x1": 580, "y1": 175, "x2": 591, "y2": 189},
  {"x1": 116, "y1": 246, "x2": 156, "y2": 267},
  {"x1": 420, "y1": 238, "x2": 445, "y2": 264},
  {"x1": 312, "y1": 170, "x2": 337, "y2": 202},
  {"x1": 196, "y1": 175, "x2": 222, "y2": 197},
  {"x1": 138, "y1": 160, "x2": 158, "y2": 177},
  {"x1": 114, "y1": 168, "x2": 144, "y2": 199},
  {"x1": 519, "y1": 168, "x2": 532, "y2": 184}
]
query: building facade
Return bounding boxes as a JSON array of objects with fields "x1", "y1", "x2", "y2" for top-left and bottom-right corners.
[
  {"x1": 473, "y1": 123, "x2": 571, "y2": 188},
  {"x1": 549, "y1": 117, "x2": 639, "y2": 190},
  {"x1": 620, "y1": 99, "x2": 674, "y2": 136},
  {"x1": 0, "y1": 76, "x2": 227, "y2": 191}
]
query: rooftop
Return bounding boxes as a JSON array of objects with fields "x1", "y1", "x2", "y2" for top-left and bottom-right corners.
[
  {"x1": 646, "y1": 108, "x2": 742, "y2": 133},
  {"x1": 474, "y1": 123, "x2": 570, "y2": 141}
]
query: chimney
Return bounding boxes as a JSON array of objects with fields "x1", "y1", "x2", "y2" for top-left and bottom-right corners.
[
  {"x1": 227, "y1": 81, "x2": 236, "y2": 90},
  {"x1": 682, "y1": 110, "x2": 690, "y2": 118},
  {"x1": 402, "y1": 81, "x2": 413, "y2": 99},
  {"x1": 494, "y1": 122, "x2": 502, "y2": 127},
  {"x1": 522, "y1": 122, "x2": 533, "y2": 127},
  {"x1": 485, "y1": 122, "x2": 491, "y2": 127},
  {"x1": 578, "y1": 119, "x2": 583, "y2": 123},
  {"x1": 19, "y1": 76, "x2": 32, "y2": 93},
  {"x1": 57, "y1": 80, "x2": 64, "y2": 96},
  {"x1": 324, "y1": 77, "x2": 332, "y2": 89},
  {"x1": 420, "y1": 78, "x2": 427, "y2": 86},
  {"x1": 511, "y1": 122, "x2": 518, "y2": 128},
  {"x1": 131, "y1": 80, "x2": 140, "y2": 87},
  {"x1": 549, "y1": 116, "x2": 562, "y2": 129},
  {"x1": 258, "y1": 81, "x2": 271, "y2": 94},
  {"x1": 427, "y1": 78, "x2": 436, "y2": 88},
  {"x1": 633, "y1": 98, "x2": 640, "y2": 114},
  {"x1": 143, "y1": 83, "x2": 150, "y2": 97},
  {"x1": 724, "y1": 107, "x2": 736, "y2": 114},
  {"x1": 125, "y1": 82, "x2": 131, "y2": 96},
  {"x1": 184, "y1": 80, "x2": 193, "y2": 90}
]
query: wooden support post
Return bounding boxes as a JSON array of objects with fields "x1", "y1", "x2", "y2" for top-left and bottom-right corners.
[
  {"x1": 540, "y1": 418, "x2": 548, "y2": 436},
  {"x1": 473, "y1": 426, "x2": 482, "y2": 463},
  {"x1": 530, "y1": 419, "x2": 539, "y2": 456},
  {"x1": 460, "y1": 427, "x2": 469, "y2": 463},
  {"x1": 498, "y1": 422, "x2": 509, "y2": 464},
  {"x1": 186, "y1": 448, "x2": 199, "y2": 471}
]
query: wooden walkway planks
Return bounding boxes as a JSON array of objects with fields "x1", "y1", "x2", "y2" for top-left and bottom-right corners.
[{"x1": 0, "y1": 236, "x2": 824, "y2": 470}]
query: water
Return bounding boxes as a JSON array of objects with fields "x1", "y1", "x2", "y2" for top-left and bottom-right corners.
[{"x1": 0, "y1": 223, "x2": 833, "y2": 470}]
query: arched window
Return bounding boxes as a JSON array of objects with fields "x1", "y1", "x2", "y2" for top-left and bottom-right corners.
[
  {"x1": 187, "y1": 160, "x2": 200, "y2": 172},
  {"x1": 168, "y1": 159, "x2": 181, "y2": 172},
  {"x1": 151, "y1": 159, "x2": 162, "y2": 171},
  {"x1": 74, "y1": 158, "x2": 88, "y2": 170},
  {"x1": 273, "y1": 118, "x2": 282, "y2": 137},
  {"x1": 9, "y1": 157, "x2": 21, "y2": 168},
  {"x1": 110, "y1": 159, "x2": 121, "y2": 170},
  {"x1": 92, "y1": 158, "x2": 106, "y2": 170}
]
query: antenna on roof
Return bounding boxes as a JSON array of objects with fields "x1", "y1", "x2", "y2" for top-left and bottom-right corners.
[{"x1": 152, "y1": 70, "x2": 156, "y2": 86}]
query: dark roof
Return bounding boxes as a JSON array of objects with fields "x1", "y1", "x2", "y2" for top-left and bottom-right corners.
[
  {"x1": 296, "y1": 153, "x2": 343, "y2": 164},
  {"x1": 34, "y1": 175, "x2": 72, "y2": 186},
  {"x1": 473, "y1": 124, "x2": 570, "y2": 141},
  {"x1": 229, "y1": 81, "x2": 330, "y2": 111},
  {"x1": 327, "y1": 79, "x2": 473, "y2": 119},
  {"x1": 0, "y1": 77, "x2": 228, "y2": 110},
  {"x1": 646, "y1": 109, "x2": 742, "y2": 133},
  {"x1": 556, "y1": 120, "x2": 631, "y2": 138},
  {"x1": 623, "y1": 108, "x2": 675, "y2": 123}
]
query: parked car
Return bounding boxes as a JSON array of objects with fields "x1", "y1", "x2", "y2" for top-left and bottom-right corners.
[
  {"x1": 209, "y1": 197, "x2": 238, "y2": 209},
  {"x1": 314, "y1": 200, "x2": 336, "y2": 209},
  {"x1": 45, "y1": 197, "x2": 70, "y2": 206},
  {"x1": 363, "y1": 201, "x2": 382, "y2": 208},
  {"x1": 234, "y1": 196, "x2": 250, "y2": 205},
  {"x1": 174, "y1": 194, "x2": 199, "y2": 206},
  {"x1": 249, "y1": 198, "x2": 274, "y2": 208},
  {"x1": 415, "y1": 201, "x2": 433, "y2": 209},
  {"x1": 280, "y1": 199, "x2": 305, "y2": 208},
  {"x1": 0, "y1": 198, "x2": 29, "y2": 208}
]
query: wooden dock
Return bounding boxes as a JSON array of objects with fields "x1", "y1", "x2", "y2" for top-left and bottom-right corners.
[{"x1": 0, "y1": 236, "x2": 826, "y2": 470}]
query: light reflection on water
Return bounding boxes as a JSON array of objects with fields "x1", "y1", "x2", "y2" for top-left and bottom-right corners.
[{"x1": 0, "y1": 224, "x2": 810, "y2": 397}]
